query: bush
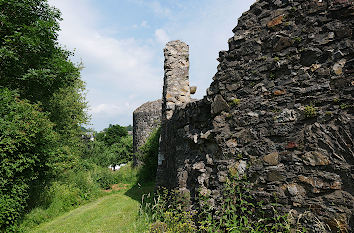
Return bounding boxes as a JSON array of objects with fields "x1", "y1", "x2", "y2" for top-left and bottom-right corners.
[
  {"x1": 17, "y1": 182, "x2": 86, "y2": 232},
  {"x1": 109, "y1": 135, "x2": 133, "y2": 166},
  {"x1": 198, "y1": 175, "x2": 291, "y2": 232},
  {"x1": 0, "y1": 0, "x2": 91, "y2": 231},
  {"x1": 0, "y1": 89, "x2": 57, "y2": 230},
  {"x1": 92, "y1": 167, "x2": 117, "y2": 190},
  {"x1": 114, "y1": 163, "x2": 139, "y2": 184},
  {"x1": 142, "y1": 174, "x2": 292, "y2": 233},
  {"x1": 82, "y1": 135, "x2": 133, "y2": 169},
  {"x1": 91, "y1": 162, "x2": 139, "y2": 189},
  {"x1": 81, "y1": 140, "x2": 110, "y2": 167},
  {"x1": 17, "y1": 164, "x2": 106, "y2": 231}
]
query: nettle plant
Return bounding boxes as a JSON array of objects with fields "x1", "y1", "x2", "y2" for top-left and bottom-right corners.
[
  {"x1": 142, "y1": 172, "x2": 292, "y2": 233},
  {"x1": 197, "y1": 174, "x2": 291, "y2": 233},
  {"x1": 142, "y1": 188, "x2": 197, "y2": 233}
]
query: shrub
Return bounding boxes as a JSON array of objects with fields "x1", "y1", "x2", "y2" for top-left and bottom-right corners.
[
  {"x1": 114, "y1": 163, "x2": 139, "y2": 184},
  {"x1": 142, "y1": 174, "x2": 292, "y2": 233},
  {"x1": 81, "y1": 140, "x2": 107, "y2": 166},
  {"x1": 199, "y1": 174, "x2": 291, "y2": 232},
  {"x1": 142, "y1": 189, "x2": 197, "y2": 233},
  {"x1": 109, "y1": 136, "x2": 133, "y2": 167},
  {"x1": 92, "y1": 167, "x2": 117, "y2": 190},
  {"x1": 17, "y1": 164, "x2": 105, "y2": 231},
  {"x1": 0, "y1": 89, "x2": 57, "y2": 230},
  {"x1": 82, "y1": 135, "x2": 133, "y2": 169}
]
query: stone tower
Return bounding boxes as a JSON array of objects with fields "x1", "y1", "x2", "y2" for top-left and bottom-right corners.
[{"x1": 133, "y1": 99, "x2": 162, "y2": 165}]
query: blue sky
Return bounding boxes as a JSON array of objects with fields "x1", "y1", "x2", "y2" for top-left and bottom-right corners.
[{"x1": 48, "y1": 0, "x2": 255, "y2": 131}]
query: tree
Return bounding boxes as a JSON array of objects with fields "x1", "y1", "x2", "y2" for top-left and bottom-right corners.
[
  {"x1": 0, "y1": 0, "x2": 88, "y2": 229},
  {"x1": 0, "y1": 0, "x2": 78, "y2": 101},
  {"x1": 46, "y1": 79, "x2": 88, "y2": 145},
  {"x1": 109, "y1": 136, "x2": 133, "y2": 168},
  {"x1": 0, "y1": 0, "x2": 88, "y2": 133},
  {"x1": 81, "y1": 135, "x2": 133, "y2": 169},
  {"x1": 125, "y1": 125, "x2": 133, "y2": 131},
  {"x1": 96, "y1": 124, "x2": 128, "y2": 147}
]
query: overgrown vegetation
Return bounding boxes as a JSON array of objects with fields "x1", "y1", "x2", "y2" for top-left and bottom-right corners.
[
  {"x1": 82, "y1": 124, "x2": 133, "y2": 169},
  {"x1": 141, "y1": 174, "x2": 292, "y2": 233},
  {"x1": 0, "y1": 89, "x2": 57, "y2": 230},
  {"x1": 0, "y1": 0, "x2": 89, "y2": 230},
  {"x1": 20, "y1": 164, "x2": 148, "y2": 233},
  {"x1": 95, "y1": 124, "x2": 129, "y2": 147},
  {"x1": 0, "y1": 1, "x2": 134, "y2": 231},
  {"x1": 137, "y1": 127, "x2": 161, "y2": 182},
  {"x1": 14, "y1": 124, "x2": 134, "y2": 232}
]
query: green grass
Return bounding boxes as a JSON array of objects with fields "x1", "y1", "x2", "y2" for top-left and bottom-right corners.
[{"x1": 29, "y1": 183, "x2": 154, "y2": 233}]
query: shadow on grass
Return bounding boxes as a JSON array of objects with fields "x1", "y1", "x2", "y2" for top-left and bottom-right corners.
[{"x1": 124, "y1": 181, "x2": 155, "y2": 203}]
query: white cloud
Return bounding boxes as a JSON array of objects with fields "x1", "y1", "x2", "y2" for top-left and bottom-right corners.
[
  {"x1": 128, "y1": 0, "x2": 172, "y2": 18},
  {"x1": 133, "y1": 20, "x2": 149, "y2": 29},
  {"x1": 48, "y1": 0, "x2": 256, "y2": 130},
  {"x1": 91, "y1": 104, "x2": 121, "y2": 115},
  {"x1": 150, "y1": 1, "x2": 171, "y2": 17},
  {"x1": 141, "y1": 20, "x2": 149, "y2": 28},
  {"x1": 90, "y1": 102, "x2": 134, "y2": 116},
  {"x1": 164, "y1": 0, "x2": 256, "y2": 98},
  {"x1": 52, "y1": 3, "x2": 160, "y2": 91},
  {"x1": 155, "y1": 29, "x2": 170, "y2": 45},
  {"x1": 48, "y1": 0, "x2": 163, "y2": 130}
]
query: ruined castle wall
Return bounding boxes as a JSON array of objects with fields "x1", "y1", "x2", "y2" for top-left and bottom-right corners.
[
  {"x1": 162, "y1": 40, "x2": 190, "y2": 121},
  {"x1": 133, "y1": 99, "x2": 162, "y2": 163},
  {"x1": 157, "y1": 0, "x2": 354, "y2": 231},
  {"x1": 157, "y1": 40, "x2": 191, "y2": 186}
]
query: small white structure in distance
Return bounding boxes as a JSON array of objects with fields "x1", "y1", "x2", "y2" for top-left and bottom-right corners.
[{"x1": 108, "y1": 163, "x2": 127, "y2": 171}]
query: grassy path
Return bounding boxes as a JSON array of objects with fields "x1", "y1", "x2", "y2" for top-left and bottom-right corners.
[{"x1": 30, "y1": 184, "x2": 152, "y2": 233}]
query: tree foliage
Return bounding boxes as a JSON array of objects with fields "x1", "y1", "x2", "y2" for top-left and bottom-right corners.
[
  {"x1": 96, "y1": 124, "x2": 128, "y2": 147},
  {"x1": 0, "y1": 0, "x2": 79, "y2": 103},
  {"x1": 0, "y1": 89, "x2": 57, "y2": 230},
  {"x1": 83, "y1": 135, "x2": 133, "y2": 168},
  {"x1": 109, "y1": 136, "x2": 133, "y2": 167},
  {"x1": 125, "y1": 125, "x2": 133, "y2": 131},
  {"x1": 0, "y1": 0, "x2": 88, "y2": 230},
  {"x1": 46, "y1": 79, "x2": 88, "y2": 145},
  {"x1": 0, "y1": 0, "x2": 88, "y2": 135}
]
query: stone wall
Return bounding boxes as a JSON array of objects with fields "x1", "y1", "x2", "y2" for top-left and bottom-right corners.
[
  {"x1": 162, "y1": 40, "x2": 191, "y2": 121},
  {"x1": 157, "y1": 40, "x2": 192, "y2": 183},
  {"x1": 133, "y1": 99, "x2": 162, "y2": 164},
  {"x1": 156, "y1": 0, "x2": 354, "y2": 232}
]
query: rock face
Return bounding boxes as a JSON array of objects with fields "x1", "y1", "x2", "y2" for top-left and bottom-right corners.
[
  {"x1": 133, "y1": 99, "x2": 162, "y2": 164},
  {"x1": 157, "y1": 0, "x2": 354, "y2": 232}
]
